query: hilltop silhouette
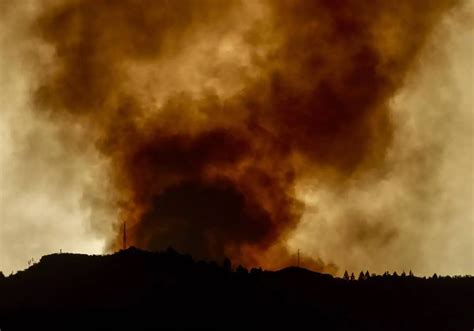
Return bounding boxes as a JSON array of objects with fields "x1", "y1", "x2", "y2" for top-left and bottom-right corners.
[{"x1": 0, "y1": 247, "x2": 472, "y2": 330}]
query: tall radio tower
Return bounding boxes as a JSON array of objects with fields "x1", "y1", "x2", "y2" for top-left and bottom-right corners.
[{"x1": 123, "y1": 221, "x2": 127, "y2": 250}]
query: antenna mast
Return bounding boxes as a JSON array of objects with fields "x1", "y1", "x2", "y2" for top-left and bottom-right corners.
[{"x1": 123, "y1": 220, "x2": 126, "y2": 250}]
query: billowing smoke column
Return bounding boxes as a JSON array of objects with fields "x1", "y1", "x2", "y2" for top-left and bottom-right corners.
[{"x1": 33, "y1": 0, "x2": 459, "y2": 270}]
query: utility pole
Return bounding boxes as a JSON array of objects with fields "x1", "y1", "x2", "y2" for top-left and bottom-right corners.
[
  {"x1": 297, "y1": 249, "x2": 300, "y2": 267},
  {"x1": 123, "y1": 220, "x2": 126, "y2": 250}
]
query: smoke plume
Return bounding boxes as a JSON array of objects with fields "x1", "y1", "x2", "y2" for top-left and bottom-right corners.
[
  {"x1": 29, "y1": 0, "x2": 462, "y2": 270},
  {"x1": 2, "y1": 0, "x2": 469, "y2": 273}
]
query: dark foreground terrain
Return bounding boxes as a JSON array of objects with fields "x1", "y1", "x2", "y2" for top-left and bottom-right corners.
[{"x1": 0, "y1": 247, "x2": 472, "y2": 330}]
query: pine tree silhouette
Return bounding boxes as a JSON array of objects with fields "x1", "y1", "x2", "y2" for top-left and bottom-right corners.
[{"x1": 343, "y1": 271, "x2": 350, "y2": 281}]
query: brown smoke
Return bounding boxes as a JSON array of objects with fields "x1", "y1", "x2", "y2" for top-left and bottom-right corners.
[{"x1": 30, "y1": 0, "x2": 460, "y2": 271}]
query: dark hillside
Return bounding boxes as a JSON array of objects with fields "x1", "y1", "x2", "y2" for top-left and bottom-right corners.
[{"x1": 0, "y1": 247, "x2": 472, "y2": 330}]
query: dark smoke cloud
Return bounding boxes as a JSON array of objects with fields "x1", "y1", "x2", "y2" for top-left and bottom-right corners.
[{"x1": 32, "y1": 0, "x2": 459, "y2": 270}]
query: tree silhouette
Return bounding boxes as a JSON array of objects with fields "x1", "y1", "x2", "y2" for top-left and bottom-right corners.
[
  {"x1": 236, "y1": 265, "x2": 248, "y2": 274},
  {"x1": 358, "y1": 271, "x2": 365, "y2": 281},
  {"x1": 350, "y1": 273, "x2": 355, "y2": 281},
  {"x1": 364, "y1": 271, "x2": 370, "y2": 279},
  {"x1": 223, "y1": 257, "x2": 232, "y2": 273},
  {"x1": 343, "y1": 271, "x2": 350, "y2": 281},
  {"x1": 250, "y1": 267, "x2": 262, "y2": 275}
]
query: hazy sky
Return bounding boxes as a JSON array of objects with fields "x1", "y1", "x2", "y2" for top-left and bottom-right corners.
[
  {"x1": 0, "y1": 0, "x2": 472, "y2": 275},
  {"x1": 289, "y1": 1, "x2": 474, "y2": 275}
]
